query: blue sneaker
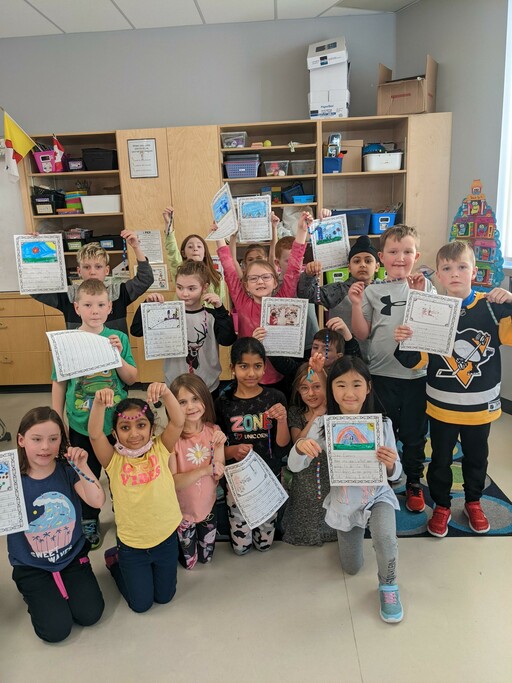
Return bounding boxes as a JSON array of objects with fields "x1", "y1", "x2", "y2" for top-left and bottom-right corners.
[{"x1": 379, "y1": 584, "x2": 403, "y2": 623}]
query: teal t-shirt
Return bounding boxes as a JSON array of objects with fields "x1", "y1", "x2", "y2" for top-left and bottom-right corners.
[{"x1": 52, "y1": 326, "x2": 136, "y2": 436}]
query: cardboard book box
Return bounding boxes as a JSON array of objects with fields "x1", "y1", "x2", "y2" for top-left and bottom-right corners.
[{"x1": 377, "y1": 55, "x2": 438, "y2": 115}]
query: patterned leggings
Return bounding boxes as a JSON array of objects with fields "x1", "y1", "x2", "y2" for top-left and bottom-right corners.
[
  {"x1": 226, "y1": 489, "x2": 277, "y2": 556},
  {"x1": 177, "y1": 504, "x2": 217, "y2": 570}
]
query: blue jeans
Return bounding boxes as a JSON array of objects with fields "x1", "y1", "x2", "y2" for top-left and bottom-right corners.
[{"x1": 111, "y1": 532, "x2": 178, "y2": 613}]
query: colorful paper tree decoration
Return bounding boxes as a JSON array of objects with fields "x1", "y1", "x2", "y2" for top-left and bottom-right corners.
[{"x1": 449, "y1": 179, "x2": 505, "y2": 291}]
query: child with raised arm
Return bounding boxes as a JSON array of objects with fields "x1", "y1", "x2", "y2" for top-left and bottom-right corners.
[
  {"x1": 289, "y1": 356, "x2": 404, "y2": 623},
  {"x1": 89, "y1": 382, "x2": 184, "y2": 613},
  {"x1": 214, "y1": 338, "x2": 290, "y2": 555},
  {"x1": 169, "y1": 374, "x2": 226, "y2": 569},
  {"x1": 32, "y1": 232, "x2": 154, "y2": 333},
  {"x1": 8, "y1": 407, "x2": 105, "y2": 642},
  {"x1": 52, "y1": 279, "x2": 137, "y2": 548},
  {"x1": 349, "y1": 225, "x2": 434, "y2": 514},
  {"x1": 130, "y1": 260, "x2": 236, "y2": 398},
  {"x1": 298, "y1": 235, "x2": 380, "y2": 362},
  {"x1": 282, "y1": 354, "x2": 337, "y2": 546},
  {"x1": 163, "y1": 206, "x2": 225, "y2": 300},
  {"x1": 216, "y1": 212, "x2": 310, "y2": 387},
  {"x1": 394, "y1": 241, "x2": 512, "y2": 537}
]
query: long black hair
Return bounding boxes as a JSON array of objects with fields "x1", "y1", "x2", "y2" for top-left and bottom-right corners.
[
  {"x1": 326, "y1": 356, "x2": 386, "y2": 416},
  {"x1": 220, "y1": 337, "x2": 267, "y2": 400}
]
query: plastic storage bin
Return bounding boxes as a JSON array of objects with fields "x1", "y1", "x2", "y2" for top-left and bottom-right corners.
[
  {"x1": 363, "y1": 151, "x2": 403, "y2": 172},
  {"x1": 30, "y1": 186, "x2": 66, "y2": 215},
  {"x1": 290, "y1": 159, "x2": 315, "y2": 175},
  {"x1": 370, "y1": 212, "x2": 397, "y2": 234},
  {"x1": 82, "y1": 148, "x2": 118, "y2": 171},
  {"x1": 81, "y1": 195, "x2": 121, "y2": 214},
  {"x1": 86, "y1": 234, "x2": 125, "y2": 250},
  {"x1": 32, "y1": 151, "x2": 56, "y2": 173},
  {"x1": 282, "y1": 182, "x2": 304, "y2": 204},
  {"x1": 221, "y1": 131, "x2": 248, "y2": 148},
  {"x1": 323, "y1": 157, "x2": 343, "y2": 174},
  {"x1": 293, "y1": 195, "x2": 315, "y2": 204},
  {"x1": 264, "y1": 160, "x2": 289, "y2": 177},
  {"x1": 332, "y1": 208, "x2": 372, "y2": 235},
  {"x1": 224, "y1": 154, "x2": 260, "y2": 178}
]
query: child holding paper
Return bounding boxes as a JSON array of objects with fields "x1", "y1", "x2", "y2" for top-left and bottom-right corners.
[
  {"x1": 32, "y1": 234, "x2": 154, "y2": 333},
  {"x1": 349, "y1": 225, "x2": 434, "y2": 513},
  {"x1": 8, "y1": 406, "x2": 105, "y2": 642},
  {"x1": 52, "y1": 279, "x2": 137, "y2": 548},
  {"x1": 394, "y1": 241, "x2": 512, "y2": 537},
  {"x1": 289, "y1": 355, "x2": 403, "y2": 623},
  {"x1": 216, "y1": 212, "x2": 310, "y2": 387},
  {"x1": 214, "y1": 338, "x2": 290, "y2": 555},
  {"x1": 130, "y1": 259, "x2": 236, "y2": 398}
]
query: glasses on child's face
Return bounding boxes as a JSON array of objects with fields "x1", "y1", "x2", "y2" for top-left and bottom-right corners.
[{"x1": 246, "y1": 273, "x2": 274, "y2": 284}]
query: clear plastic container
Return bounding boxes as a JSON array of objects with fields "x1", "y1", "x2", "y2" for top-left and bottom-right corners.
[
  {"x1": 290, "y1": 159, "x2": 316, "y2": 175},
  {"x1": 263, "y1": 160, "x2": 289, "y2": 177},
  {"x1": 221, "y1": 131, "x2": 248, "y2": 148}
]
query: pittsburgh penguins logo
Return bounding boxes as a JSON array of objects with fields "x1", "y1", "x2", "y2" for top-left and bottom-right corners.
[
  {"x1": 380, "y1": 295, "x2": 406, "y2": 317},
  {"x1": 436, "y1": 328, "x2": 494, "y2": 388}
]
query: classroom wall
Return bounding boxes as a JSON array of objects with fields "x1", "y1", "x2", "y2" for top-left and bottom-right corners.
[
  {"x1": 396, "y1": 0, "x2": 508, "y2": 238},
  {"x1": 0, "y1": 15, "x2": 394, "y2": 133}
]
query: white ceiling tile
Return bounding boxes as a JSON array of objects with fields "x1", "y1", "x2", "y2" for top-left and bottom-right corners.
[
  {"x1": 0, "y1": 0, "x2": 61, "y2": 38},
  {"x1": 115, "y1": 0, "x2": 203, "y2": 29},
  {"x1": 321, "y1": 7, "x2": 380, "y2": 16},
  {"x1": 198, "y1": 0, "x2": 275, "y2": 25},
  {"x1": 30, "y1": 0, "x2": 132, "y2": 34},
  {"x1": 277, "y1": 0, "x2": 341, "y2": 20}
]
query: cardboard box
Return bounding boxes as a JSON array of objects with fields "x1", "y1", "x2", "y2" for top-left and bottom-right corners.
[
  {"x1": 377, "y1": 55, "x2": 438, "y2": 115},
  {"x1": 307, "y1": 37, "x2": 347, "y2": 70},
  {"x1": 309, "y1": 89, "x2": 350, "y2": 120}
]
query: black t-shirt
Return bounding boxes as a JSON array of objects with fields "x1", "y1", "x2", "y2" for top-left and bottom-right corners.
[{"x1": 215, "y1": 386, "x2": 290, "y2": 475}]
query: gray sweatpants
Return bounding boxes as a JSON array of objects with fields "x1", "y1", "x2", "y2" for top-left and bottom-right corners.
[{"x1": 336, "y1": 501, "x2": 398, "y2": 585}]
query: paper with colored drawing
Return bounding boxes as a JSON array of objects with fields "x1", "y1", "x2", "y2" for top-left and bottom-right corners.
[
  {"x1": 140, "y1": 300, "x2": 187, "y2": 360},
  {"x1": 206, "y1": 184, "x2": 237, "y2": 240},
  {"x1": 324, "y1": 414, "x2": 385, "y2": 486},
  {"x1": 14, "y1": 234, "x2": 67, "y2": 295},
  {"x1": 260, "y1": 296, "x2": 308, "y2": 357}
]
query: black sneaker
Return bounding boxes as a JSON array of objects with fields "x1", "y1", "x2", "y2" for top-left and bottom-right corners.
[{"x1": 82, "y1": 519, "x2": 101, "y2": 549}]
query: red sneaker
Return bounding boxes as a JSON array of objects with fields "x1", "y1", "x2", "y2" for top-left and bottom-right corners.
[
  {"x1": 405, "y1": 484, "x2": 425, "y2": 513},
  {"x1": 464, "y1": 501, "x2": 490, "y2": 534},
  {"x1": 427, "y1": 505, "x2": 451, "y2": 537}
]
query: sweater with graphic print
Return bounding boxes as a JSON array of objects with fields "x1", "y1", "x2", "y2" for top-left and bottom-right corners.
[
  {"x1": 394, "y1": 292, "x2": 512, "y2": 425},
  {"x1": 215, "y1": 386, "x2": 290, "y2": 475}
]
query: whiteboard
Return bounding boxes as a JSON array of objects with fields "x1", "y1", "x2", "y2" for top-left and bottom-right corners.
[{"x1": 0, "y1": 167, "x2": 25, "y2": 292}]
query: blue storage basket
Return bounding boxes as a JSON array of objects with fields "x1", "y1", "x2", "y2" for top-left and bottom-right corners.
[
  {"x1": 224, "y1": 160, "x2": 260, "y2": 178},
  {"x1": 332, "y1": 208, "x2": 371, "y2": 235}
]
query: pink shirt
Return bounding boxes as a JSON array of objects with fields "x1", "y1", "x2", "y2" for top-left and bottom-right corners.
[
  {"x1": 174, "y1": 423, "x2": 221, "y2": 523},
  {"x1": 217, "y1": 240, "x2": 307, "y2": 384}
]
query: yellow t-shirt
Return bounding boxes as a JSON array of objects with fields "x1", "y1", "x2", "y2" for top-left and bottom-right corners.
[{"x1": 106, "y1": 435, "x2": 182, "y2": 548}]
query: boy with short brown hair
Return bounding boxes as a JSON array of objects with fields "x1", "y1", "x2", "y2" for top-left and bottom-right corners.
[
  {"x1": 32, "y1": 230, "x2": 154, "y2": 333},
  {"x1": 52, "y1": 279, "x2": 137, "y2": 547},
  {"x1": 349, "y1": 225, "x2": 434, "y2": 513},
  {"x1": 395, "y1": 241, "x2": 512, "y2": 536}
]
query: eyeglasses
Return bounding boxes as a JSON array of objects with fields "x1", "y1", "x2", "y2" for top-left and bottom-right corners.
[{"x1": 246, "y1": 273, "x2": 274, "y2": 284}]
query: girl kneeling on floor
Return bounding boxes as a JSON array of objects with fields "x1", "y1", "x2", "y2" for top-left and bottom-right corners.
[
  {"x1": 288, "y1": 356, "x2": 404, "y2": 624},
  {"x1": 89, "y1": 383, "x2": 184, "y2": 613},
  {"x1": 8, "y1": 407, "x2": 105, "y2": 642}
]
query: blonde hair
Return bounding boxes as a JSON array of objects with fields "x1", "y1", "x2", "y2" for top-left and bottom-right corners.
[
  {"x1": 76, "y1": 242, "x2": 109, "y2": 265},
  {"x1": 380, "y1": 224, "x2": 419, "y2": 251},
  {"x1": 436, "y1": 241, "x2": 476, "y2": 268}
]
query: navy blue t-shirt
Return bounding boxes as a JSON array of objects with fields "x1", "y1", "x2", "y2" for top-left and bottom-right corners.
[{"x1": 8, "y1": 462, "x2": 86, "y2": 571}]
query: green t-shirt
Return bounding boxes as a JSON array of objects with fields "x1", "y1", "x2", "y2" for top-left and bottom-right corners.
[{"x1": 52, "y1": 326, "x2": 136, "y2": 436}]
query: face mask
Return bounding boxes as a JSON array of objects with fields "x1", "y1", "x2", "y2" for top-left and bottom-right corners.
[{"x1": 114, "y1": 438, "x2": 153, "y2": 459}]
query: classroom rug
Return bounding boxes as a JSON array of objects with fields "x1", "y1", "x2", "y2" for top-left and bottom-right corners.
[{"x1": 390, "y1": 436, "x2": 512, "y2": 538}]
